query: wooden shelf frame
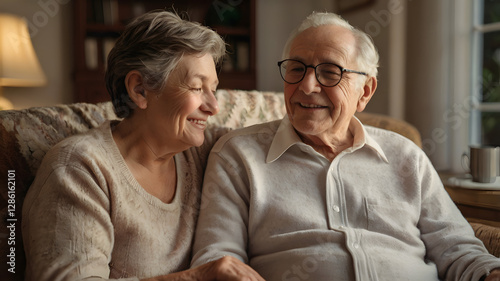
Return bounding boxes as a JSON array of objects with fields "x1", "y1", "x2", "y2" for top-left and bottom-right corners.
[{"x1": 72, "y1": 0, "x2": 256, "y2": 103}]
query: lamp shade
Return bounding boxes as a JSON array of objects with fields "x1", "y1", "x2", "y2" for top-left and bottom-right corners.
[{"x1": 0, "y1": 13, "x2": 46, "y2": 87}]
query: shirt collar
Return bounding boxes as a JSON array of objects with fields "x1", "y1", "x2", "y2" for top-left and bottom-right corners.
[
  {"x1": 266, "y1": 115, "x2": 389, "y2": 163},
  {"x1": 266, "y1": 116, "x2": 303, "y2": 163}
]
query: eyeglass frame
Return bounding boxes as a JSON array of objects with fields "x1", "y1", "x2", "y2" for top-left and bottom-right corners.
[{"x1": 277, "y1": 59, "x2": 368, "y2": 87}]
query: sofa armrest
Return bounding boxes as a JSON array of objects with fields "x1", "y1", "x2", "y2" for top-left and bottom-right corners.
[
  {"x1": 356, "y1": 112, "x2": 422, "y2": 148},
  {"x1": 468, "y1": 220, "x2": 500, "y2": 258}
]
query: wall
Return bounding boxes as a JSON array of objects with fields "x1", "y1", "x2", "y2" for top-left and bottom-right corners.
[{"x1": 0, "y1": 0, "x2": 73, "y2": 109}]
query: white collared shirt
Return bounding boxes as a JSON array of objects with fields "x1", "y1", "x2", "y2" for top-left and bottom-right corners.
[{"x1": 192, "y1": 116, "x2": 500, "y2": 281}]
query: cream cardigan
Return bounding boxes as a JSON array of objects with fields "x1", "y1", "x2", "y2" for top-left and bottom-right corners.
[{"x1": 22, "y1": 121, "x2": 224, "y2": 281}]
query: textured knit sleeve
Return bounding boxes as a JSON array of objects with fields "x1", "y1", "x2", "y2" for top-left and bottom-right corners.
[
  {"x1": 416, "y1": 151, "x2": 500, "y2": 281},
  {"x1": 191, "y1": 145, "x2": 250, "y2": 268},
  {"x1": 22, "y1": 147, "x2": 138, "y2": 281}
]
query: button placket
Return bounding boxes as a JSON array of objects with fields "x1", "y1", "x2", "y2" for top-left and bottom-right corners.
[{"x1": 326, "y1": 159, "x2": 347, "y2": 230}]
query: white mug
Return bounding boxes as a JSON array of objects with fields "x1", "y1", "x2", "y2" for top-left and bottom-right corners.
[{"x1": 462, "y1": 146, "x2": 498, "y2": 183}]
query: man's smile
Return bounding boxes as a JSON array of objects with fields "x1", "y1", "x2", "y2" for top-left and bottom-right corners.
[{"x1": 299, "y1": 103, "x2": 328, "y2": 109}]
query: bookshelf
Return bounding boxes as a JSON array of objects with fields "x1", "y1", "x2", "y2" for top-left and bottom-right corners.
[{"x1": 73, "y1": 0, "x2": 256, "y2": 103}]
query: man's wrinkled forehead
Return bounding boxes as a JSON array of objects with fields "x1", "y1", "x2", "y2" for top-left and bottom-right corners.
[{"x1": 289, "y1": 25, "x2": 357, "y2": 64}]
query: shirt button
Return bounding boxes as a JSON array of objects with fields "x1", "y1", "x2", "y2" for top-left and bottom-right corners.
[
  {"x1": 333, "y1": 205, "x2": 340, "y2": 212},
  {"x1": 353, "y1": 243, "x2": 360, "y2": 249}
]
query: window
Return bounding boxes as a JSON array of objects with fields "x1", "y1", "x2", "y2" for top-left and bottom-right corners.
[{"x1": 472, "y1": 0, "x2": 500, "y2": 146}]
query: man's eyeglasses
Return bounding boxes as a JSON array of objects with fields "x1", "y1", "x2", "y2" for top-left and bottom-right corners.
[{"x1": 277, "y1": 59, "x2": 368, "y2": 87}]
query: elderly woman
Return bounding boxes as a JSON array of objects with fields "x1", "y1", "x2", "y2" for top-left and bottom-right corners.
[
  {"x1": 191, "y1": 11, "x2": 500, "y2": 281},
  {"x1": 22, "y1": 11, "x2": 263, "y2": 281}
]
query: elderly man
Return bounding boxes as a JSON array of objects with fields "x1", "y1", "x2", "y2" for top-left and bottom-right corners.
[{"x1": 191, "y1": 12, "x2": 500, "y2": 281}]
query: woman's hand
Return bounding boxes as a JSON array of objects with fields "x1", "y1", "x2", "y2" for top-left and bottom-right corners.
[
  {"x1": 194, "y1": 256, "x2": 265, "y2": 281},
  {"x1": 142, "y1": 256, "x2": 265, "y2": 281}
]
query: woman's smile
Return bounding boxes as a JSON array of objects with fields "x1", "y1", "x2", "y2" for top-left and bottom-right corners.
[{"x1": 187, "y1": 117, "x2": 208, "y2": 129}]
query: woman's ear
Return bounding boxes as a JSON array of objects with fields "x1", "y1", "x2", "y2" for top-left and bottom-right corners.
[
  {"x1": 356, "y1": 76, "x2": 377, "y2": 112},
  {"x1": 125, "y1": 70, "x2": 148, "y2": 110}
]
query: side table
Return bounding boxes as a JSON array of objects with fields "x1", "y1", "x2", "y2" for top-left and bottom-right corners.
[{"x1": 440, "y1": 174, "x2": 500, "y2": 226}]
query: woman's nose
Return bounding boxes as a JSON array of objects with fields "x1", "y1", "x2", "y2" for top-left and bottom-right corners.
[{"x1": 202, "y1": 90, "x2": 219, "y2": 116}]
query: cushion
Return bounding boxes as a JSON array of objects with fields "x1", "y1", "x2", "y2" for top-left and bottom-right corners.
[{"x1": 210, "y1": 89, "x2": 286, "y2": 128}]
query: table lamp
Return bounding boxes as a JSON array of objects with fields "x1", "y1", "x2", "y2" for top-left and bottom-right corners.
[{"x1": 0, "y1": 13, "x2": 47, "y2": 110}]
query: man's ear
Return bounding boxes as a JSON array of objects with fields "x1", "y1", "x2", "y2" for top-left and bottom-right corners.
[
  {"x1": 125, "y1": 70, "x2": 148, "y2": 110},
  {"x1": 356, "y1": 76, "x2": 377, "y2": 112}
]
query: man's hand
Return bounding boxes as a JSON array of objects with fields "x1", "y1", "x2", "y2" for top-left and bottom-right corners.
[
  {"x1": 485, "y1": 268, "x2": 500, "y2": 281},
  {"x1": 142, "y1": 256, "x2": 265, "y2": 281}
]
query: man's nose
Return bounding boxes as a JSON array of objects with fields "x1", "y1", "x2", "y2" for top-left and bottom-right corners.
[{"x1": 299, "y1": 68, "x2": 321, "y2": 94}]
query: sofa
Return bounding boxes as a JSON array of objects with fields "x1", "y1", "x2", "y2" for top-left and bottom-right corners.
[{"x1": 0, "y1": 89, "x2": 498, "y2": 280}]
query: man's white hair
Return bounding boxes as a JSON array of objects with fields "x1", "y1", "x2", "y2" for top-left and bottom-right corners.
[{"x1": 282, "y1": 12, "x2": 379, "y2": 78}]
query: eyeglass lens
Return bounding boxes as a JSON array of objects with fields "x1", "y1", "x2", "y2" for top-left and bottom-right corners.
[{"x1": 279, "y1": 60, "x2": 342, "y2": 87}]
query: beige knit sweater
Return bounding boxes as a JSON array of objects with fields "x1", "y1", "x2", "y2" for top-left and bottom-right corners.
[{"x1": 22, "y1": 121, "x2": 225, "y2": 281}]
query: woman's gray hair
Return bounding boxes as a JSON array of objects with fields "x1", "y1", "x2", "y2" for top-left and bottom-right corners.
[
  {"x1": 105, "y1": 10, "x2": 226, "y2": 118},
  {"x1": 282, "y1": 12, "x2": 379, "y2": 79}
]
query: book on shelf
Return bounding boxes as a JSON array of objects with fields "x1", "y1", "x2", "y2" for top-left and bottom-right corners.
[
  {"x1": 84, "y1": 38, "x2": 98, "y2": 70},
  {"x1": 236, "y1": 42, "x2": 249, "y2": 71},
  {"x1": 91, "y1": 0, "x2": 104, "y2": 23},
  {"x1": 102, "y1": 0, "x2": 119, "y2": 25},
  {"x1": 90, "y1": 0, "x2": 118, "y2": 24},
  {"x1": 103, "y1": 38, "x2": 117, "y2": 69}
]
